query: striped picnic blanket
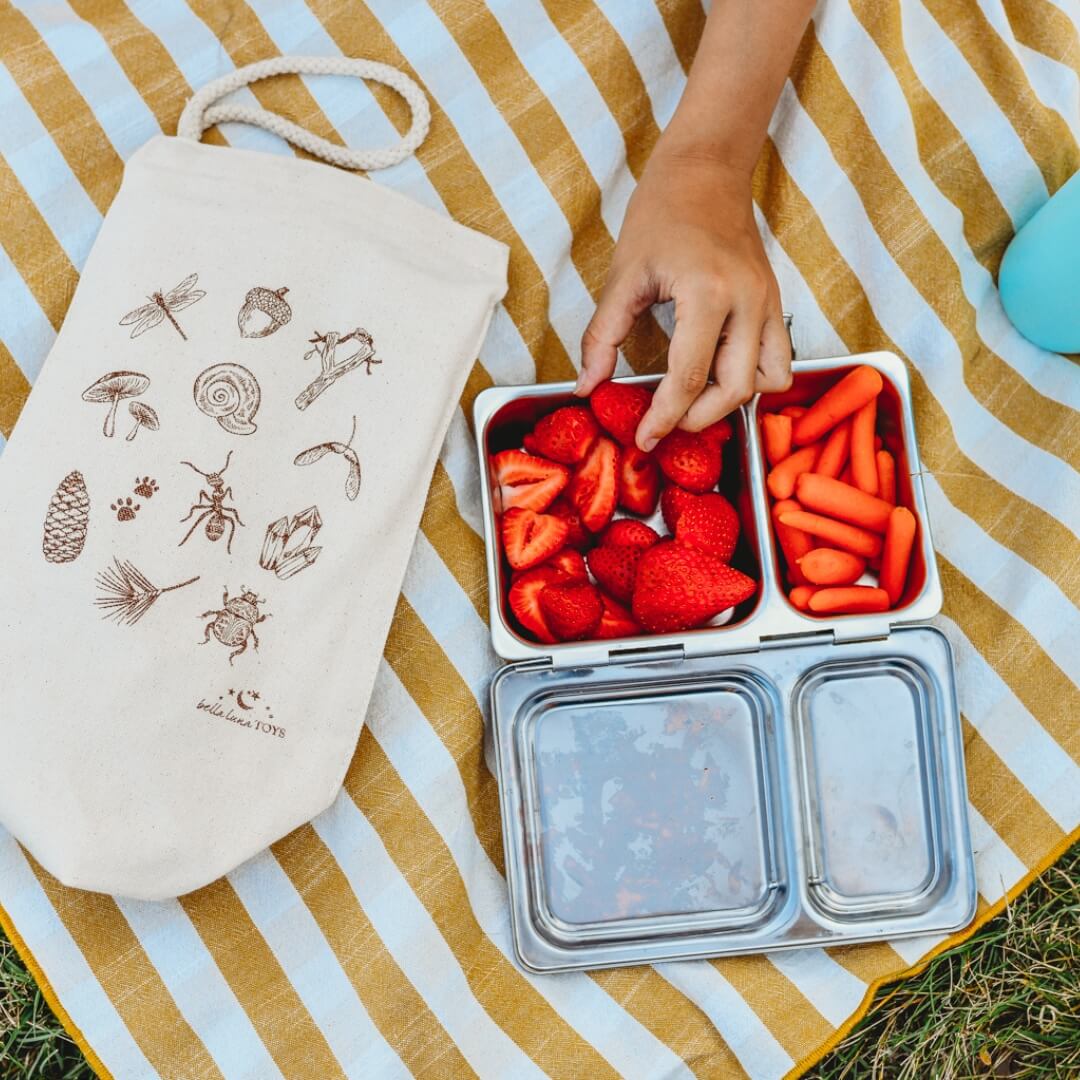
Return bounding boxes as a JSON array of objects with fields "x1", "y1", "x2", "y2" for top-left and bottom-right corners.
[{"x1": 1, "y1": 1, "x2": 1078, "y2": 1077}]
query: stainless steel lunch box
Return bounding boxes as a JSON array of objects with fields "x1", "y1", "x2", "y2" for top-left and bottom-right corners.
[{"x1": 473, "y1": 351, "x2": 977, "y2": 974}]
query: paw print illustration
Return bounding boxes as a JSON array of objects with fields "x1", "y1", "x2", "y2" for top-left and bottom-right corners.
[
  {"x1": 110, "y1": 496, "x2": 140, "y2": 522},
  {"x1": 133, "y1": 476, "x2": 159, "y2": 499}
]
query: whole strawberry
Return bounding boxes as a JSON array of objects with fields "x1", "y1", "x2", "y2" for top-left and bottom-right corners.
[
  {"x1": 655, "y1": 429, "x2": 722, "y2": 493},
  {"x1": 548, "y1": 497, "x2": 590, "y2": 551},
  {"x1": 508, "y1": 566, "x2": 569, "y2": 643},
  {"x1": 588, "y1": 543, "x2": 645, "y2": 604},
  {"x1": 660, "y1": 486, "x2": 699, "y2": 533},
  {"x1": 602, "y1": 519, "x2": 660, "y2": 549},
  {"x1": 540, "y1": 582, "x2": 604, "y2": 641},
  {"x1": 632, "y1": 541, "x2": 756, "y2": 633},
  {"x1": 675, "y1": 493, "x2": 740, "y2": 561},
  {"x1": 524, "y1": 406, "x2": 599, "y2": 464},
  {"x1": 589, "y1": 380, "x2": 652, "y2": 446}
]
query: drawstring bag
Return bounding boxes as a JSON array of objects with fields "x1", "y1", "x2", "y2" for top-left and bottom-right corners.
[{"x1": 0, "y1": 58, "x2": 508, "y2": 900}]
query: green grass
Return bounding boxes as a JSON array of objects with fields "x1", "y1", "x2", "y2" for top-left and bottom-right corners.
[{"x1": 1, "y1": 843, "x2": 1077, "y2": 1079}]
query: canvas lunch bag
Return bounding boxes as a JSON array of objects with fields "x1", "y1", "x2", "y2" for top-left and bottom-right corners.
[{"x1": 0, "y1": 57, "x2": 508, "y2": 900}]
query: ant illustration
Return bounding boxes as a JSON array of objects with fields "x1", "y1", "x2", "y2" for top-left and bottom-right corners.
[{"x1": 178, "y1": 451, "x2": 244, "y2": 554}]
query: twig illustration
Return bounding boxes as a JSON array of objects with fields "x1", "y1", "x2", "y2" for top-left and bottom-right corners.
[
  {"x1": 293, "y1": 415, "x2": 362, "y2": 501},
  {"x1": 43, "y1": 471, "x2": 90, "y2": 563},
  {"x1": 95, "y1": 559, "x2": 200, "y2": 626},
  {"x1": 179, "y1": 452, "x2": 244, "y2": 554},
  {"x1": 119, "y1": 272, "x2": 205, "y2": 341},
  {"x1": 295, "y1": 328, "x2": 379, "y2": 411},
  {"x1": 193, "y1": 363, "x2": 261, "y2": 435}
]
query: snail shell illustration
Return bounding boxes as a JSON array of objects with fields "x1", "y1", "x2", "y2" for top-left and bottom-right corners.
[
  {"x1": 238, "y1": 286, "x2": 291, "y2": 339},
  {"x1": 43, "y1": 470, "x2": 90, "y2": 563},
  {"x1": 193, "y1": 363, "x2": 261, "y2": 435}
]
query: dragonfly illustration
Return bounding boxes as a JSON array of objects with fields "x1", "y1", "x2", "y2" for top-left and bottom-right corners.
[{"x1": 119, "y1": 272, "x2": 206, "y2": 341}]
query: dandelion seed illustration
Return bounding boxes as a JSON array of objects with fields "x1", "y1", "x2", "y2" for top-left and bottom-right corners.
[{"x1": 95, "y1": 559, "x2": 200, "y2": 627}]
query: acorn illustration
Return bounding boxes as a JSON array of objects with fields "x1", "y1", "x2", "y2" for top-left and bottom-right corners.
[
  {"x1": 43, "y1": 471, "x2": 90, "y2": 564},
  {"x1": 237, "y1": 286, "x2": 292, "y2": 339}
]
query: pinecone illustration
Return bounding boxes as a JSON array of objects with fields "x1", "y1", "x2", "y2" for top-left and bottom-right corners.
[{"x1": 43, "y1": 471, "x2": 90, "y2": 563}]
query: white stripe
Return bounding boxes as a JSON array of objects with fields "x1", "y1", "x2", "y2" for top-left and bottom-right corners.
[
  {"x1": 115, "y1": 896, "x2": 284, "y2": 1080},
  {"x1": 770, "y1": 81, "x2": 1080, "y2": 536},
  {"x1": 0, "y1": 243, "x2": 56, "y2": 384},
  {"x1": 820, "y1": 2, "x2": 1080, "y2": 412},
  {"x1": 366, "y1": 663, "x2": 696, "y2": 1080},
  {"x1": 439, "y1": 408, "x2": 486, "y2": 537},
  {"x1": 658, "y1": 962, "x2": 793, "y2": 1080},
  {"x1": 888, "y1": 931, "x2": 946, "y2": 966},
  {"x1": 313, "y1": 793, "x2": 548, "y2": 1079},
  {"x1": 0, "y1": 832, "x2": 156, "y2": 1080},
  {"x1": 936, "y1": 615, "x2": 1080, "y2": 832},
  {"x1": 766, "y1": 949, "x2": 866, "y2": 1028},
  {"x1": 227, "y1": 852, "x2": 409, "y2": 1079},
  {"x1": 967, "y1": 804, "x2": 1027, "y2": 904}
]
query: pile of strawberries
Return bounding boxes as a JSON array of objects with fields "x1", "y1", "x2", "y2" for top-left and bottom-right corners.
[
  {"x1": 490, "y1": 380, "x2": 757, "y2": 643},
  {"x1": 761, "y1": 365, "x2": 919, "y2": 615}
]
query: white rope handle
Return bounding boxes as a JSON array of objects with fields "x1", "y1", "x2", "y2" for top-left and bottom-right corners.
[{"x1": 177, "y1": 56, "x2": 430, "y2": 170}]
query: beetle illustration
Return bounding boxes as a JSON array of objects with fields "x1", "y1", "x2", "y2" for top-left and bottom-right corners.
[
  {"x1": 178, "y1": 451, "x2": 244, "y2": 554},
  {"x1": 198, "y1": 587, "x2": 270, "y2": 664}
]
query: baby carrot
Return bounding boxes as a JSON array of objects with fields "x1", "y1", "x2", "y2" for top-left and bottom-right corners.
[
  {"x1": 808, "y1": 586, "x2": 890, "y2": 615},
  {"x1": 788, "y1": 585, "x2": 818, "y2": 611},
  {"x1": 797, "y1": 547, "x2": 867, "y2": 586},
  {"x1": 772, "y1": 498, "x2": 814, "y2": 585},
  {"x1": 767, "y1": 444, "x2": 821, "y2": 500},
  {"x1": 781, "y1": 405, "x2": 808, "y2": 419},
  {"x1": 839, "y1": 462, "x2": 855, "y2": 486},
  {"x1": 850, "y1": 398, "x2": 878, "y2": 495},
  {"x1": 815, "y1": 419, "x2": 851, "y2": 479},
  {"x1": 876, "y1": 449, "x2": 896, "y2": 506},
  {"x1": 761, "y1": 413, "x2": 793, "y2": 466},
  {"x1": 792, "y1": 365, "x2": 883, "y2": 445},
  {"x1": 880, "y1": 506, "x2": 917, "y2": 606},
  {"x1": 795, "y1": 472, "x2": 893, "y2": 533},
  {"x1": 779, "y1": 510, "x2": 883, "y2": 558}
]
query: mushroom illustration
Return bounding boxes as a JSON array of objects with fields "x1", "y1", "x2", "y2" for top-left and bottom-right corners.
[
  {"x1": 82, "y1": 371, "x2": 151, "y2": 438},
  {"x1": 126, "y1": 400, "x2": 159, "y2": 442}
]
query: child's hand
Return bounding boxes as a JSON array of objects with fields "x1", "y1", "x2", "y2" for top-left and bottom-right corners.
[{"x1": 576, "y1": 148, "x2": 792, "y2": 452}]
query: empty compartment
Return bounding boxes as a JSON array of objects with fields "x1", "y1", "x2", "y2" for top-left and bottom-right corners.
[
  {"x1": 516, "y1": 675, "x2": 782, "y2": 946},
  {"x1": 793, "y1": 658, "x2": 945, "y2": 919}
]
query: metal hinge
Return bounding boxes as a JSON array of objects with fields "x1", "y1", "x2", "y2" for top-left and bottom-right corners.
[{"x1": 550, "y1": 641, "x2": 685, "y2": 669}]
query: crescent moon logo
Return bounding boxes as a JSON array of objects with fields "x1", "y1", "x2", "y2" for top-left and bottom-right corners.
[{"x1": 236, "y1": 691, "x2": 254, "y2": 711}]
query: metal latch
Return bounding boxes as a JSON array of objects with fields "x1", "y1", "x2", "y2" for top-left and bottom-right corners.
[{"x1": 550, "y1": 641, "x2": 685, "y2": 669}]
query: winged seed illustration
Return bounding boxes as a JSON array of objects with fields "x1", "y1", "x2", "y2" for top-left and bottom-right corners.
[{"x1": 293, "y1": 416, "x2": 362, "y2": 501}]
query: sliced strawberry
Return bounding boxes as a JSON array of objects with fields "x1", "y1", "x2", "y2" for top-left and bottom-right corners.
[
  {"x1": 594, "y1": 593, "x2": 642, "y2": 639},
  {"x1": 675, "y1": 492, "x2": 740, "y2": 562},
  {"x1": 543, "y1": 548, "x2": 588, "y2": 582},
  {"x1": 699, "y1": 417, "x2": 734, "y2": 449},
  {"x1": 526, "y1": 406, "x2": 599, "y2": 464},
  {"x1": 587, "y1": 543, "x2": 644, "y2": 603},
  {"x1": 589, "y1": 380, "x2": 653, "y2": 446},
  {"x1": 508, "y1": 566, "x2": 567, "y2": 643},
  {"x1": 602, "y1": 519, "x2": 660, "y2": 550},
  {"x1": 539, "y1": 582, "x2": 603, "y2": 641},
  {"x1": 500, "y1": 507, "x2": 569, "y2": 570},
  {"x1": 654, "y1": 429, "x2": 722, "y2": 494},
  {"x1": 491, "y1": 449, "x2": 569, "y2": 513},
  {"x1": 548, "y1": 497, "x2": 590, "y2": 551},
  {"x1": 568, "y1": 436, "x2": 619, "y2": 533},
  {"x1": 618, "y1": 444, "x2": 661, "y2": 515},
  {"x1": 660, "y1": 486, "x2": 699, "y2": 534},
  {"x1": 632, "y1": 541, "x2": 757, "y2": 633}
]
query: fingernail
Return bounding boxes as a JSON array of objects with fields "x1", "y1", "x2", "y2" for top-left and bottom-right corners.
[
  {"x1": 573, "y1": 372, "x2": 586, "y2": 394},
  {"x1": 641, "y1": 435, "x2": 658, "y2": 453}
]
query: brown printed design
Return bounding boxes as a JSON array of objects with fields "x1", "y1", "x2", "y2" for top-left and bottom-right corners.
[
  {"x1": 126, "y1": 401, "x2": 159, "y2": 441},
  {"x1": 196, "y1": 688, "x2": 284, "y2": 738},
  {"x1": 110, "y1": 496, "x2": 140, "y2": 522},
  {"x1": 43, "y1": 471, "x2": 90, "y2": 564},
  {"x1": 179, "y1": 452, "x2": 244, "y2": 554},
  {"x1": 133, "y1": 477, "x2": 159, "y2": 499},
  {"x1": 238, "y1": 286, "x2": 292, "y2": 339},
  {"x1": 295, "y1": 328, "x2": 379, "y2": 411},
  {"x1": 82, "y1": 371, "x2": 151, "y2": 438},
  {"x1": 199, "y1": 588, "x2": 270, "y2": 664},
  {"x1": 95, "y1": 559, "x2": 200, "y2": 626},
  {"x1": 260, "y1": 506, "x2": 321, "y2": 580},
  {"x1": 119, "y1": 272, "x2": 205, "y2": 341},
  {"x1": 293, "y1": 416, "x2": 362, "y2": 501},
  {"x1": 193, "y1": 363, "x2": 260, "y2": 435}
]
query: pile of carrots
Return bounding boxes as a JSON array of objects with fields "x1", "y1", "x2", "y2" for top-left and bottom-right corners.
[{"x1": 760, "y1": 365, "x2": 918, "y2": 616}]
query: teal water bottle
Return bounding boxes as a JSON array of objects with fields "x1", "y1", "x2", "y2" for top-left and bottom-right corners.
[{"x1": 999, "y1": 172, "x2": 1080, "y2": 353}]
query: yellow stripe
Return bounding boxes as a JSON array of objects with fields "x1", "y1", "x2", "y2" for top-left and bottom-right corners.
[
  {"x1": 792, "y1": 24, "x2": 1080, "y2": 474},
  {"x1": 345, "y1": 727, "x2": 621, "y2": 1078},
  {"x1": 751, "y1": 139, "x2": 1080, "y2": 612},
  {"x1": 0, "y1": 339, "x2": 30, "y2": 438},
  {"x1": 0, "y1": 1, "x2": 124, "y2": 215},
  {"x1": 826, "y1": 941, "x2": 907, "y2": 986},
  {"x1": 961, "y1": 716, "x2": 1066, "y2": 870},
  {"x1": 851, "y1": 0, "x2": 1013, "y2": 275},
  {"x1": 921, "y1": 0, "x2": 1077, "y2": 195},
  {"x1": 271, "y1": 824, "x2": 478, "y2": 1079},
  {"x1": 425, "y1": 0, "x2": 672, "y2": 372},
  {"x1": 179, "y1": 878, "x2": 346, "y2": 1079},
  {"x1": 28, "y1": 859, "x2": 224, "y2": 1080},
  {"x1": 653, "y1": 0, "x2": 706, "y2": 78},
  {"x1": 1003, "y1": 0, "x2": 1080, "y2": 79}
]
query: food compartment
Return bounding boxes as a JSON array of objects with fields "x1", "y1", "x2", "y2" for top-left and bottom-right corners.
[
  {"x1": 514, "y1": 674, "x2": 784, "y2": 947},
  {"x1": 756, "y1": 356, "x2": 931, "y2": 619},
  {"x1": 793, "y1": 656, "x2": 948, "y2": 919}
]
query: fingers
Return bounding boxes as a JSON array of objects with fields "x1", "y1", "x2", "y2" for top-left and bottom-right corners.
[
  {"x1": 577, "y1": 269, "x2": 654, "y2": 397},
  {"x1": 636, "y1": 284, "x2": 728, "y2": 450},
  {"x1": 753, "y1": 307, "x2": 794, "y2": 393}
]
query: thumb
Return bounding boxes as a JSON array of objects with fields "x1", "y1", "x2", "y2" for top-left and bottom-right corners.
[{"x1": 577, "y1": 268, "x2": 654, "y2": 396}]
